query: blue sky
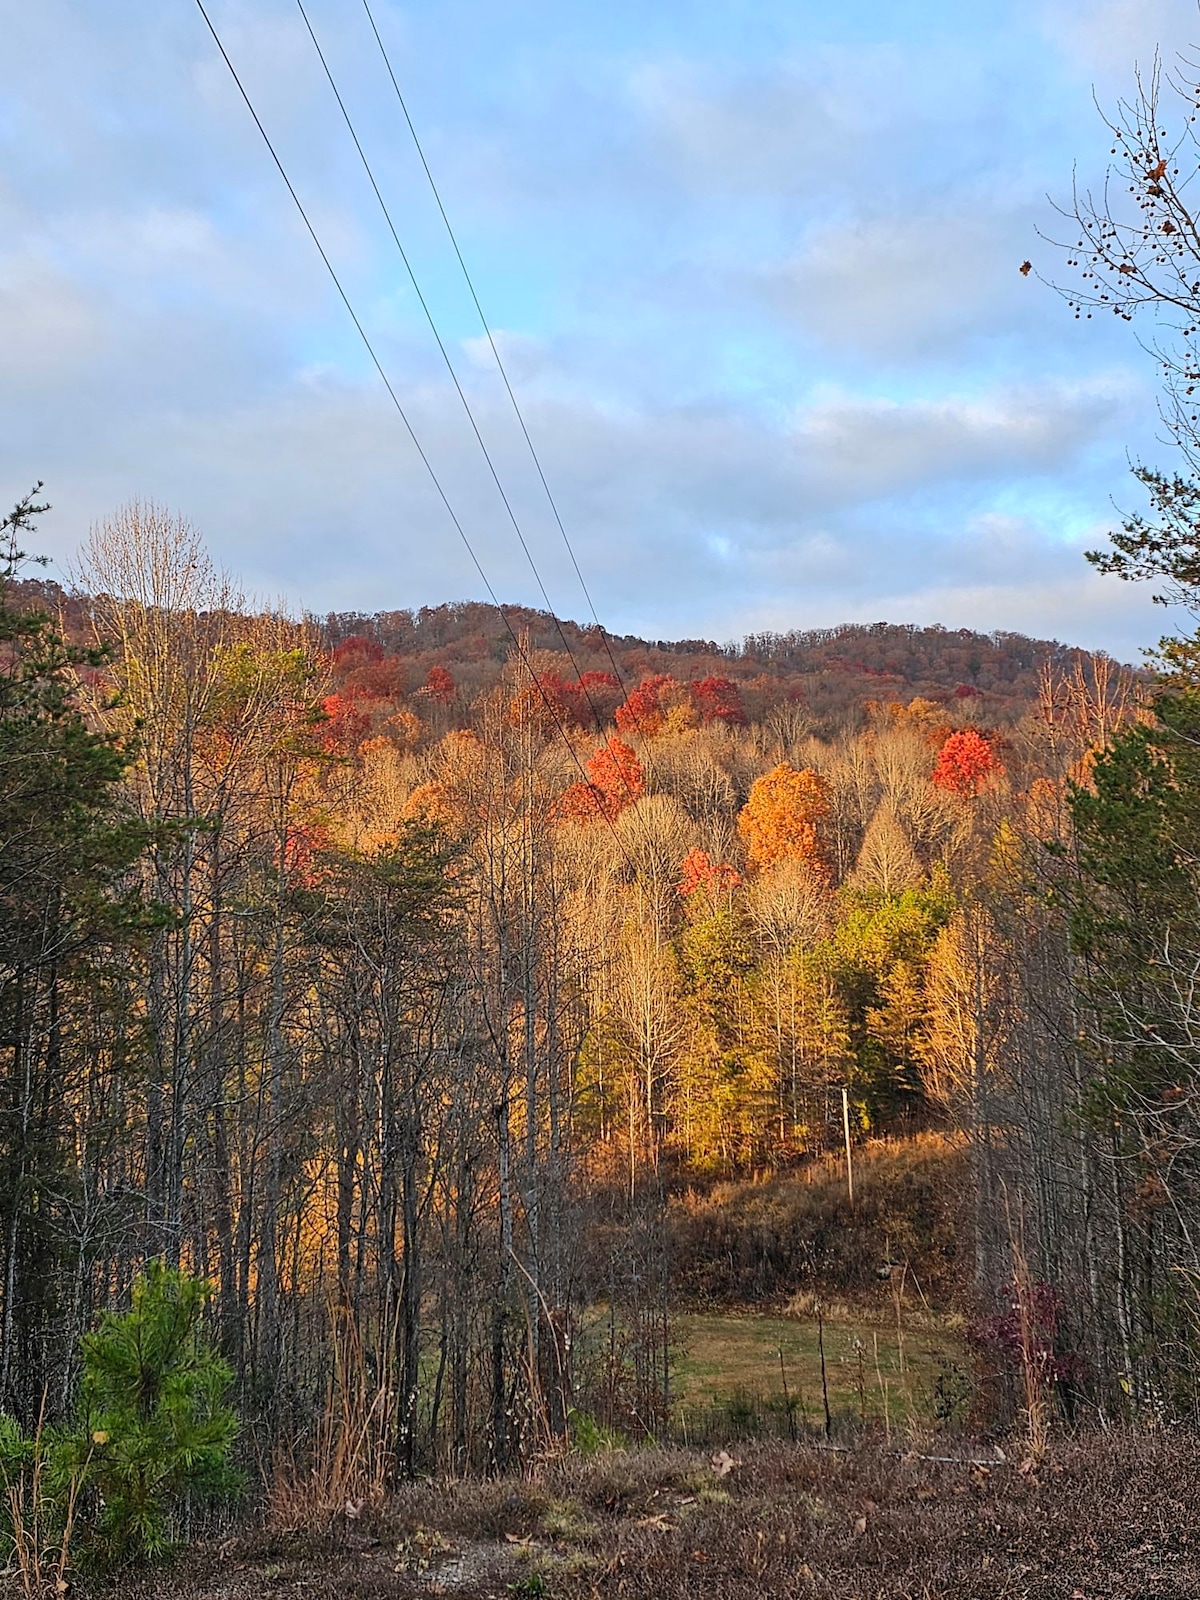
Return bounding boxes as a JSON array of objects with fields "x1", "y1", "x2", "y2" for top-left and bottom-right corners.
[{"x1": 2, "y1": 0, "x2": 1197, "y2": 655}]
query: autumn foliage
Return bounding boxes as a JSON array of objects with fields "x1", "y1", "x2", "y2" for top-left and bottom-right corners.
[
  {"x1": 690, "y1": 674, "x2": 747, "y2": 726},
  {"x1": 737, "y1": 762, "x2": 831, "y2": 870},
  {"x1": 677, "y1": 847, "x2": 742, "y2": 898},
  {"x1": 510, "y1": 669, "x2": 623, "y2": 731},
  {"x1": 932, "y1": 728, "x2": 1001, "y2": 795},
  {"x1": 422, "y1": 664, "x2": 457, "y2": 703},
  {"x1": 615, "y1": 673, "x2": 677, "y2": 737},
  {"x1": 318, "y1": 689, "x2": 374, "y2": 753},
  {"x1": 282, "y1": 819, "x2": 332, "y2": 885},
  {"x1": 558, "y1": 736, "x2": 645, "y2": 822}
]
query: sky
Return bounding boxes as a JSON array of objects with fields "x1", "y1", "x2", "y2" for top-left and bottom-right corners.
[{"x1": 2, "y1": 0, "x2": 1199, "y2": 657}]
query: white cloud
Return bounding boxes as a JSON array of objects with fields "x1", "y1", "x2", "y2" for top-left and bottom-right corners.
[
  {"x1": 0, "y1": 255, "x2": 106, "y2": 379},
  {"x1": 628, "y1": 53, "x2": 894, "y2": 197},
  {"x1": 759, "y1": 207, "x2": 1045, "y2": 360},
  {"x1": 1039, "y1": 0, "x2": 1197, "y2": 77},
  {"x1": 792, "y1": 378, "x2": 1134, "y2": 499}
]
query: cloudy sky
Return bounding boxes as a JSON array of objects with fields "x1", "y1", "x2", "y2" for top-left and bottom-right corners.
[{"x1": 3, "y1": 0, "x2": 1198, "y2": 655}]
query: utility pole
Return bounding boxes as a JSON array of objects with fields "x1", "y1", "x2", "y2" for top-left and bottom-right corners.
[{"x1": 842, "y1": 1084, "x2": 855, "y2": 1208}]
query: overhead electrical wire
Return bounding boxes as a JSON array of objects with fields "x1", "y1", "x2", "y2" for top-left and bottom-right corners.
[
  {"x1": 293, "y1": 0, "x2": 655, "y2": 823},
  {"x1": 192, "y1": 0, "x2": 643, "y2": 873},
  {"x1": 359, "y1": 0, "x2": 648, "y2": 727},
  {"x1": 296, "y1": 0, "x2": 616, "y2": 743}
]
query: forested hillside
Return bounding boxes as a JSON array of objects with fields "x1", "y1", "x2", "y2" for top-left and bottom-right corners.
[
  {"x1": 13, "y1": 574, "x2": 1110, "y2": 729},
  {"x1": 3, "y1": 486, "x2": 1177, "y2": 1495},
  {"x1": 13, "y1": 4, "x2": 1200, "y2": 1592}
]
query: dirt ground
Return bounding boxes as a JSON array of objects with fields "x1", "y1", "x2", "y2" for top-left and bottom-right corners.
[{"x1": 88, "y1": 1432, "x2": 1199, "y2": 1600}]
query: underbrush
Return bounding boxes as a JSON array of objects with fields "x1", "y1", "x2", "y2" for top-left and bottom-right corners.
[
  {"x1": 668, "y1": 1135, "x2": 965, "y2": 1308},
  {"x1": 87, "y1": 1430, "x2": 1200, "y2": 1600}
]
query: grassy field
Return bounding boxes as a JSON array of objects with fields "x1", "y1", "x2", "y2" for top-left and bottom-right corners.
[{"x1": 671, "y1": 1308, "x2": 968, "y2": 1432}]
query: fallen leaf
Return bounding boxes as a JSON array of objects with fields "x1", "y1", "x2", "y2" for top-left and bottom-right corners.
[{"x1": 854, "y1": 1515, "x2": 868, "y2": 1536}]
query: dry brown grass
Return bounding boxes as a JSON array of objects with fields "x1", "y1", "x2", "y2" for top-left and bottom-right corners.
[
  {"x1": 264, "y1": 1301, "x2": 395, "y2": 1537},
  {"x1": 669, "y1": 1135, "x2": 966, "y2": 1309},
  {"x1": 87, "y1": 1430, "x2": 1200, "y2": 1599}
]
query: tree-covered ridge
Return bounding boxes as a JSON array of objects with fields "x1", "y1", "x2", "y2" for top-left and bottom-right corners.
[{"x1": 9, "y1": 574, "x2": 1126, "y2": 731}]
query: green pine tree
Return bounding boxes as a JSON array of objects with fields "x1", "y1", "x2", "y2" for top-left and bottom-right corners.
[{"x1": 57, "y1": 1262, "x2": 240, "y2": 1566}]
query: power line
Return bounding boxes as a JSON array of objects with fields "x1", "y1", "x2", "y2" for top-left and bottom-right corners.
[
  {"x1": 296, "y1": 0, "x2": 616, "y2": 744},
  {"x1": 359, "y1": 0, "x2": 646, "y2": 727},
  {"x1": 192, "y1": 0, "x2": 641, "y2": 872},
  {"x1": 293, "y1": 1, "x2": 652, "y2": 827}
]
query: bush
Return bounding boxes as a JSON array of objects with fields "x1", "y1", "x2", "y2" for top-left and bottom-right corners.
[{"x1": 567, "y1": 1409, "x2": 626, "y2": 1456}]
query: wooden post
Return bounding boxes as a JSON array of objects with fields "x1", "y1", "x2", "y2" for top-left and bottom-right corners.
[{"x1": 842, "y1": 1084, "x2": 855, "y2": 1208}]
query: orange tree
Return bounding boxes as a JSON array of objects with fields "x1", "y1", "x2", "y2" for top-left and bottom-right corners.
[{"x1": 737, "y1": 762, "x2": 831, "y2": 871}]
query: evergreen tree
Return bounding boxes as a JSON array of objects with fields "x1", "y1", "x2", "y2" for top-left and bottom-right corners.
[
  {"x1": 62, "y1": 1263, "x2": 239, "y2": 1565},
  {"x1": 0, "y1": 487, "x2": 146, "y2": 1419}
]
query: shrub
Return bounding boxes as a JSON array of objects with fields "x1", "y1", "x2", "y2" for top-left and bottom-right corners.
[{"x1": 567, "y1": 1409, "x2": 626, "y2": 1457}]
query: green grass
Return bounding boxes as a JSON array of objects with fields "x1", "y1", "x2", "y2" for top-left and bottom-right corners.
[{"x1": 671, "y1": 1309, "x2": 968, "y2": 1428}]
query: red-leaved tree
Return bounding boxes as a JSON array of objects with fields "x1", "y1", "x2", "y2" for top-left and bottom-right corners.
[
  {"x1": 615, "y1": 674, "x2": 677, "y2": 737},
  {"x1": 932, "y1": 728, "x2": 1001, "y2": 796},
  {"x1": 677, "y1": 847, "x2": 742, "y2": 898},
  {"x1": 422, "y1": 665, "x2": 456, "y2": 703},
  {"x1": 319, "y1": 689, "x2": 375, "y2": 754},
  {"x1": 558, "y1": 736, "x2": 644, "y2": 822},
  {"x1": 690, "y1": 674, "x2": 746, "y2": 727}
]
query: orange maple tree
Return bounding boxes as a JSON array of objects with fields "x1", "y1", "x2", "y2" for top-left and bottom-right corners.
[
  {"x1": 737, "y1": 762, "x2": 831, "y2": 870},
  {"x1": 931, "y1": 728, "x2": 1001, "y2": 795}
]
